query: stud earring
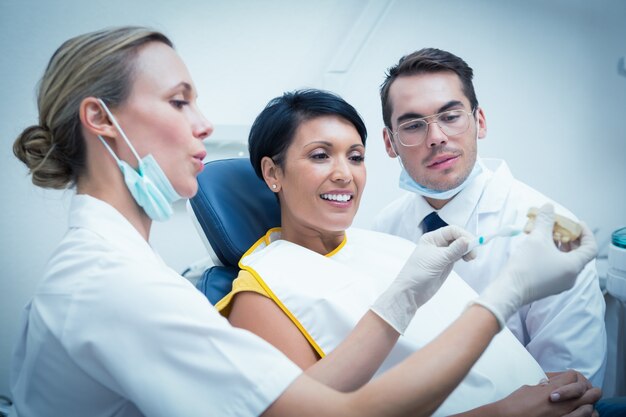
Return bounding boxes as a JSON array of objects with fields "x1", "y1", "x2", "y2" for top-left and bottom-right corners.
[{"x1": 272, "y1": 184, "x2": 277, "y2": 189}]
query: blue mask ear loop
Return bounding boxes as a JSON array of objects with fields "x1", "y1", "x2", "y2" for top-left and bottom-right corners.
[
  {"x1": 387, "y1": 126, "x2": 410, "y2": 174},
  {"x1": 386, "y1": 127, "x2": 400, "y2": 158},
  {"x1": 387, "y1": 126, "x2": 412, "y2": 174},
  {"x1": 97, "y1": 134, "x2": 122, "y2": 166},
  {"x1": 472, "y1": 108, "x2": 480, "y2": 141},
  {"x1": 96, "y1": 99, "x2": 143, "y2": 169}
]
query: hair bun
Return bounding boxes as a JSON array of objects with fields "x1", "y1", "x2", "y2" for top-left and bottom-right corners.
[{"x1": 13, "y1": 125, "x2": 71, "y2": 189}]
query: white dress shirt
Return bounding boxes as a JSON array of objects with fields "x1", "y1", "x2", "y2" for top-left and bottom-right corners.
[
  {"x1": 373, "y1": 158, "x2": 607, "y2": 386},
  {"x1": 10, "y1": 194, "x2": 300, "y2": 417}
]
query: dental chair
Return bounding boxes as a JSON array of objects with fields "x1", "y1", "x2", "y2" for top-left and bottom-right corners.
[{"x1": 189, "y1": 158, "x2": 280, "y2": 304}]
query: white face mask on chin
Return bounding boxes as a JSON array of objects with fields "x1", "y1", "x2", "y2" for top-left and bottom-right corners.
[{"x1": 398, "y1": 159, "x2": 482, "y2": 200}]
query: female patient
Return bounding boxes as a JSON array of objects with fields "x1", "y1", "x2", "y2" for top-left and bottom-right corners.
[{"x1": 218, "y1": 89, "x2": 600, "y2": 417}]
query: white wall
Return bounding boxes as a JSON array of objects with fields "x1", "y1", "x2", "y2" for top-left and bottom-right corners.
[{"x1": 1, "y1": 0, "x2": 624, "y2": 400}]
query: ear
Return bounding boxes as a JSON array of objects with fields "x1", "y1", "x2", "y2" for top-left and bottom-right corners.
[
  {"x1": 475, "y1": 107, "x2": 487, "y2": 140},
  {"x1": 261, "y1": 156, "x2": 281, "y2": 192},
  {"x1": 382, "y1": 127, "x2": 398, "y2": 158},
  {"x1": 79, "y1": 97, "x2": 118, "y2": 139}
]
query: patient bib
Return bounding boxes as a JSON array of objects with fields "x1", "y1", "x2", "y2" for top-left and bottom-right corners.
[{"x1": 240, "y1": 228, "x2": 546, "y2": 416}]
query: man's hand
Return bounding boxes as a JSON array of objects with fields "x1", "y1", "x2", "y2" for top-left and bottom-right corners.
[
  {"x1": 495, "y1": 370, "x2": 601, "y2": 417},
  {"x1": 545, "y1": 371, "x2": 601, "y2": 417}
]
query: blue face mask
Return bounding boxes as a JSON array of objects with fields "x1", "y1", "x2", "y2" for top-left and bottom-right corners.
[
  {"x1": 398, "y1": 160, "x2": 482, "y2": 200},
  {"x1": 96, "y1": 99, "x2": 182, "y2": 222},
  {"x1": 397, "y1": 116, "x2": 482, "y2": 200}
]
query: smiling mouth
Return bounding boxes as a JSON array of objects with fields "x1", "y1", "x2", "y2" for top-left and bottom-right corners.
[{"x1": 320, "y1": 193, "x2": 353, "y2": 202}]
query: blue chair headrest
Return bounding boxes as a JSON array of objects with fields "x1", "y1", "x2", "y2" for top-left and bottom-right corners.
[
  {"x1": 196, "y1": 266, "x2": 241, "y2": 305},
  {"x1": 190, "y1": 158, "x2": 281, "y2": 268}
]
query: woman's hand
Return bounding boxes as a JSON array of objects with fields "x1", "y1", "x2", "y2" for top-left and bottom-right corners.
[{"x1": 371, "y1": 225, "x2": 475, "y2": 333}]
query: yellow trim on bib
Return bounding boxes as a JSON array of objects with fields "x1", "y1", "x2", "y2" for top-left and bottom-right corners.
[
  {"x1": 229, "y1": 228, "x2": 348, "y2": 358},
  {"x1": 241, "y1": 227, "x2": 347, "y2": 258},
  {"x1": 239, "y1": 227, "x2": 282, "y2": 259},
  {"x1": 215, "y1": 270, "x2": 269, "y2": 316},
  {"x1": 240, "y1": 264, "x2": 326, "y2": 358},
  {"x1": 238, "y1": 229, "x2": 327, "y2": 358},
  {"x1": 325, "y1": 233, "x2": 347, "y2": 257}
]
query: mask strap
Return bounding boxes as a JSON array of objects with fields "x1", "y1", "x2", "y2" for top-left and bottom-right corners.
[
  {"x1": 473, "y1": 108, "x2": 481, "y2": 140},
  {"x1": 385, "y1": 127, "x2": 399, "y2": 157},
  {"x1": 97, "y1": 98, "x2": 142, "y2": 164},
  {"x1": 97, "y1": 134, "x2": 122, "y2": 165}
]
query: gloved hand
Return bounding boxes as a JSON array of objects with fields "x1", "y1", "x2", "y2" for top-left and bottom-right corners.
[
  {"x1": 371, "y1": 225, "x2": 476, "y2": 334},
  {"x1": 473, "y1": 204, "x2": 598, "y2": 329}
]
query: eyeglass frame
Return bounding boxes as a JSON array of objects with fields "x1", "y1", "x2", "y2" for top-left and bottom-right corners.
[{"x1": 388, "y1": 107, "x2": 478, "y2": 147}]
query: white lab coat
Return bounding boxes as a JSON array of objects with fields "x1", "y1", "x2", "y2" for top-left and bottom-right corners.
[
  {"x1": 373, "y1": 158, "x2": 607, "y2": 387},
  {"x1": 10, "y1": 194, "x2": 300, "y2": 417}
]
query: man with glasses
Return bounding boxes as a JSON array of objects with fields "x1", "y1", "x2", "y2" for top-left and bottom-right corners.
[{"x1": 373, "y1": 48, "x2": 606, "y2": 388}]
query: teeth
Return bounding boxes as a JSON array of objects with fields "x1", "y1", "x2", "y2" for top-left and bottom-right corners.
[{"x1": 321, "y1": 193, "x2": 352, "y2": 202}]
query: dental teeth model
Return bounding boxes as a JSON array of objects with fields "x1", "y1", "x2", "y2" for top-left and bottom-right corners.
[
  {"x1": 465, "y1": 207, "x2": 583, "y2": 256},
  {"x1": 524, "y1": 207, "x2": 582, "y2": 244}
]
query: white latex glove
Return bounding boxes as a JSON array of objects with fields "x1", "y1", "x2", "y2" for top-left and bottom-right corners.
[
  {"x1": 371, "y1": 225, "x2": 477, "y2": 334},
  {"x1": 473, "y1": 204, "x2": 598, "y2": 329}
]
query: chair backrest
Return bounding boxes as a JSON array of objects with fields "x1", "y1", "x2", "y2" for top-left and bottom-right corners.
[{"x1": 189, "y1": 158, "x2": 280, "y2": 303}]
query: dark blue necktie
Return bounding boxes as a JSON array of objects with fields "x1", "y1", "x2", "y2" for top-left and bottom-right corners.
[{"x1": 421, "y1": 212, "x2": 448, "y2": 234}]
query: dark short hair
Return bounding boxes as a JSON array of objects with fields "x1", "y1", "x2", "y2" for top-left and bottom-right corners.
[
  {"x1": 248, "y1": 89, "x2": 367, "y2": 179},
  {"x1": 380, "y1": 48, "x2": 478, "y2": 128}
]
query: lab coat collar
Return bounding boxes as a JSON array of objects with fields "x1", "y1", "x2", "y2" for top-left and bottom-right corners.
[
  {"x1": 68, "y1": 194, "x2": 163, "y2": 264},
  {"x1": 413, "y1": 158, "x2": 516, "y2": 230},
  {"x1": 473, "y1": 158, "x2": 515, "y2": 214}
]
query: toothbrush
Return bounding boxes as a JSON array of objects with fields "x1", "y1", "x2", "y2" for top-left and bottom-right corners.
[{"x1": 465, "y1": 225, "x2": 523, "y2": 254}]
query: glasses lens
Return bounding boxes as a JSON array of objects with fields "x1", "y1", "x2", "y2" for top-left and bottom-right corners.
[
  {"x1": 396, "y1": 110, "x2": 471, "y2": 146},
  {"x1": 397, "y1": 119, "x2": 428, "y2": 146},
  {"x1": 437, "y1": 110, "x2": 470, "y2": 136}
]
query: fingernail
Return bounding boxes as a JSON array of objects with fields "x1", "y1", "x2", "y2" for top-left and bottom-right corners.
[{"x1": 550, "y1": 392, "x2": 560, "y2": 401}]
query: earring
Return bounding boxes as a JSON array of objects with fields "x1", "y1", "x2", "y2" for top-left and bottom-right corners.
[{"x1": 272, "y1": 184, "x2": 277, "y2": 190}]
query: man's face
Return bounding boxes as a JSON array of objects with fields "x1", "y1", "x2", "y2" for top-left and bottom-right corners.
[{"x1": 383, "y1": 71, "x2": 486, "y2": 196}]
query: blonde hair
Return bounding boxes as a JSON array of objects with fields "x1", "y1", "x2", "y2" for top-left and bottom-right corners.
[{"x1": 13, "y1": 26, "x2": 172, "y2": 189}]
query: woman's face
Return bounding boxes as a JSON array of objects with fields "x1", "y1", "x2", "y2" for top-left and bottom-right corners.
[
  {"x1": 275, "y1": 115, "x2": 366, "y2": 240},
  {"x1": 111, "y1": 41, "x2": 213, "y2": 198}
]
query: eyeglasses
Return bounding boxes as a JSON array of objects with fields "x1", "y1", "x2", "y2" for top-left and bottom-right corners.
[{"x1": 392, "y1": 108, "x2": 476, "y2": 147}]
